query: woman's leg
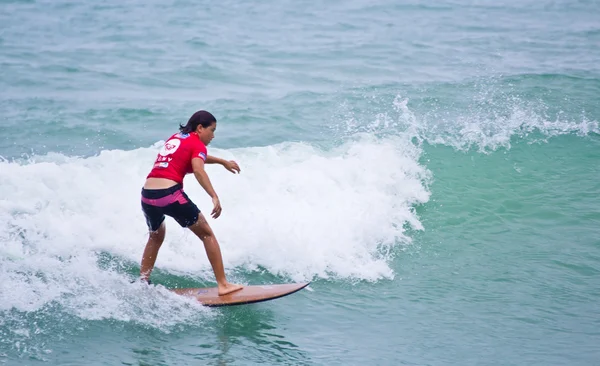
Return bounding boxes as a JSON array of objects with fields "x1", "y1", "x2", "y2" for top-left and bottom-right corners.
[
  {"x1": 187, "y1": 214, "x2": 243, "y2": 296},
  {"x1": 140, "y1": 222, "x2": 166, "y2": 282}
]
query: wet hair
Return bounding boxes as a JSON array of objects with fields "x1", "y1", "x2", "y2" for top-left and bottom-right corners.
[{"x1": 179, "y1": 110, "x2": 217, "y2": 134}]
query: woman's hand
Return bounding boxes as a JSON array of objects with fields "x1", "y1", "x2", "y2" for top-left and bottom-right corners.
[
  {"x1": 223, "y1": 160, "x2": 241, "y2": 174},
  {"x1": 211, "y1": 197, "x2": 222, "y2": 219}
]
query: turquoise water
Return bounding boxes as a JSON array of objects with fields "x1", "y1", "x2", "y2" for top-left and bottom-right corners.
[{"x1": 1, "y1": 0, "x2": 599, "y2": 365}]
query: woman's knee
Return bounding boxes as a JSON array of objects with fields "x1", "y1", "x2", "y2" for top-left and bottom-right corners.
[
  {"x1": 188, "y1": 214, "x2": 214, "y2": 239},
  {"x1": 149, "y1": 222, "x2": 166, "y2": 241}
]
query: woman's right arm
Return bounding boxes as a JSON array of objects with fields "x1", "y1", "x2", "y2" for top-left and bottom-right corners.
[{"x1": 192, "y1": 158, "x2": 222, "y2": 218}]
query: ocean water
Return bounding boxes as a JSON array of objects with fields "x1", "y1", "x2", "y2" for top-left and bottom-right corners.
[{"x1": 1, "y1": 0, "x2": 599, "y2": 365}]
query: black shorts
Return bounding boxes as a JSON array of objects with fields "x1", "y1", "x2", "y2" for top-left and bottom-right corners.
[{"x1": 141, "y1": 184, "x2": 200, "y2": 232}]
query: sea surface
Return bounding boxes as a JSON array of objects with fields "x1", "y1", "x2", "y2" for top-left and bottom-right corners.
[{"x1": 1, "y1": 0, "x2": 599, "y2": 365}]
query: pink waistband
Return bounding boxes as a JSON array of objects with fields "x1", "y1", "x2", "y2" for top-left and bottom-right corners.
[{"x1": 141, "y1": 189, "x2": 188, "y2": 207}]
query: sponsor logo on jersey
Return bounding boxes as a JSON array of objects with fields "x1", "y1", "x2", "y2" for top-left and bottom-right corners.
[
  {"x1": 199, "y1": 151, "x2": 207, "y2": 161},
  {"x1": 177, "y1": 133, "x2": 190, "y2": 139},
  {"x1": 159, "y1": 139, "x2": 181, "y2": 156},
  {"x1": 154, "y1": 162, "x2": 169, "y2": 168}
]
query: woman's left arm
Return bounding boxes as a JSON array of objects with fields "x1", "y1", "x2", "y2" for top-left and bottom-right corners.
[{"x1": 205, "y1": 155, "x2": 241, "y2": 174}]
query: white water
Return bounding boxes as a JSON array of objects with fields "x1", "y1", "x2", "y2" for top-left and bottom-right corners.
[
  {"x1": 0, "y1": 134, "x2": 430, "y2": 319},
  {"x1": 335, "y1": 94, "x2": 599, "y2": 154},
  {"x1": 2, "y1": 94, "x2": 597, "y2": 321}
]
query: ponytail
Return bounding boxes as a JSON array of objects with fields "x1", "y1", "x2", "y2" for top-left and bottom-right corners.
[{"x1": 179, "y1": 110, "x2": 217, "y2": 133}]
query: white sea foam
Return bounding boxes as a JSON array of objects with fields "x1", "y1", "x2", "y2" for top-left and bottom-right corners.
[
  {"x1": 1, "y1": 92, "x2": 596, "y2": 320},
  {"x1": 335, "y1": 94, "x2": 599, "y2": 153},
  {"x1": 0, "y1": 134, "x2": 430, "y2": 318}
]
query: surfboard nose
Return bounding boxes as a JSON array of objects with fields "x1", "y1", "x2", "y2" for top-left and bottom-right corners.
[{"x1": 171, "y1": 282, "x2": 310, "y2": 307}]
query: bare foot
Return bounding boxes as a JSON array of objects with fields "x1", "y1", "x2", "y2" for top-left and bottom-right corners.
[{"x1": 218, "y1": 283, "x2": 244, "y2": 296}]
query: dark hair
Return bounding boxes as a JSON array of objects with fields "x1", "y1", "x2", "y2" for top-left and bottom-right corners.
[{"x1": 179, "y1": 110, "x2": 217, "y2": 134}]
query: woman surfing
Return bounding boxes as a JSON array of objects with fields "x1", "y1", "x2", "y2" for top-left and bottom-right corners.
[{"x1": 139, "y1": 110, "x2": 243, "y2": 296}]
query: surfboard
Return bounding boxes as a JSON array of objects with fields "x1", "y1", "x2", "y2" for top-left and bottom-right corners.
[{"x1": 171, "y1": 282, "x2": 310, "y2": 307}]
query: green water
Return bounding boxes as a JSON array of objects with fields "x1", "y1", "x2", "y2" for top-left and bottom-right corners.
[{"x1": 1, "y1": 0, "x2": 599, "y2": 365}]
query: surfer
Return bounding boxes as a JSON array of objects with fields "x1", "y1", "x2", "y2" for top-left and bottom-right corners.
[{"x1": 139, "y1": 110, "x2": 243, "y2": 296}]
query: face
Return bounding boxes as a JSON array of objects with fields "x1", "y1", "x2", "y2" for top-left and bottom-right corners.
[{"x1": 196, "y1": 122, "x2": 216, "y2": 145}]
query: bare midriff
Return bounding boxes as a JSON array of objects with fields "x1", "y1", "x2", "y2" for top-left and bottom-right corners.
[{"x1": 144, "y1": 177, "x2": 180, "y2": 190}]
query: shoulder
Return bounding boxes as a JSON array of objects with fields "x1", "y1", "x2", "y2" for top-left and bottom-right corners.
[
  {"x1": 172, "y1": 132, "x2": 190, "y2": 140},
  {"x1": 189, "y1": 133, "x2": 207, "y2": 160},
  {"x1": 190, "y1": 133, "x2": 206, "y2": 148}
]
